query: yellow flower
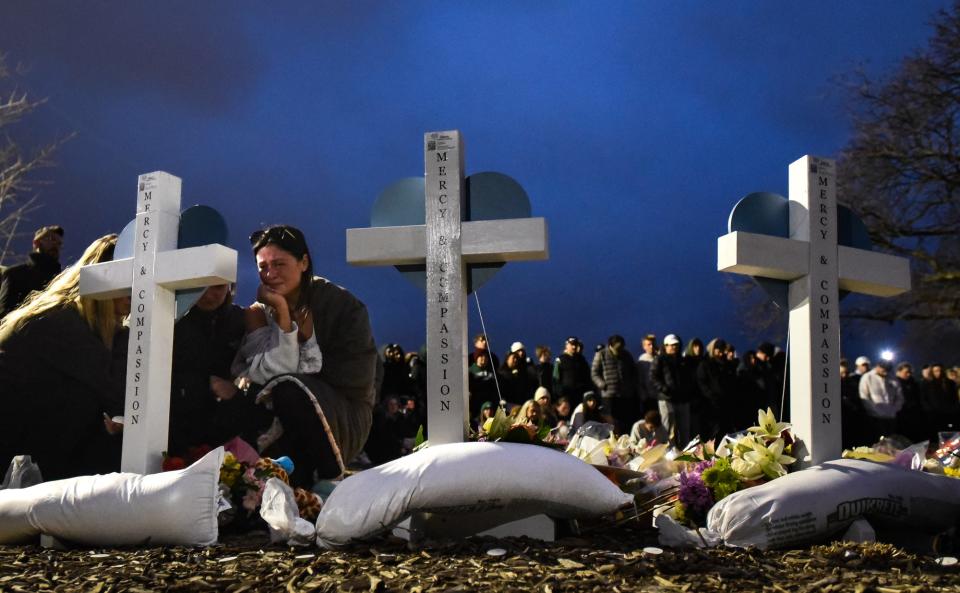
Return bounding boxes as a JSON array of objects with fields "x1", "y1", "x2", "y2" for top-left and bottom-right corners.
[
  {"x1": 219, "y1": 452, "x2": 243, "y2": 488},
  {"x1": 747, "y1": 407, "x2": 791, "y2": 438},
  {"x1": 841, "y1": 447, "x2": 894, "y2": 463}
]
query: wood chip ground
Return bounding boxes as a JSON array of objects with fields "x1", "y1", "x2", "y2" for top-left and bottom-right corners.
[{"x1": 1, "y1": 528, "x2": 958, "y2": 592}]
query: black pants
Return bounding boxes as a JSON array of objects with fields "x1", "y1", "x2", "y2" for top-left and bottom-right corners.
[{"x1": 267, "y1": 381, "x2": 341, "y2": 488}]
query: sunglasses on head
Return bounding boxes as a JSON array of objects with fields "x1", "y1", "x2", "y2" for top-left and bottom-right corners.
[{"x1": 249, "y1": 226, "x2": 299, "y2": 246}]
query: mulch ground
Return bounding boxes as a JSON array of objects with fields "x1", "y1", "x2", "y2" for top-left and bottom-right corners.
[{"x1": 2, "y1": 526, "x2": 959, "y2": 593}]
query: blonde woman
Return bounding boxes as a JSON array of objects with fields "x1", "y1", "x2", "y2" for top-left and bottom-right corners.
[
  {"x1": 0, "y1": 234, "x2": 129, "y2": 480},
  {"x1": 513, "y1": 399, "x2": 541, "y2": 429}
]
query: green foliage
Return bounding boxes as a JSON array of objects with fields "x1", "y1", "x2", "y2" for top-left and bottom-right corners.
[
  {"x1": 701, "y1": 458, "x2": 741, "y2": 501},
  {"x1": 484, "y1": 406, "x2": 512, "y2": 441},
  {"x1": 414, "y1": 425, "x2": 425, "y2": 448},
  {"x1": 536, "y1": 420, "x2": 551, "y2": 442}
]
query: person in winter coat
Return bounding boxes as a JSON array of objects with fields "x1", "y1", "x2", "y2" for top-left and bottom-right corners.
[
  {"x1": 379, "y1": 343, "x2": 414, "y2": 401},
  {"x1": 650, "y1": 334, "x2": 696, "y2": 446},
  {"x1": 591, "y1": 334, "x2": 639, "y2": 433},
  {"x1": 570, "y1": 391, "x2": 605, "y2": 433},
  {"x1": 233, "y1": 225, "x2": 378, "y2": 487},
  {"x1": 535, "y1": 345, "x2": 554, "y2": 395},
  {"x1": 921, "y1": 362, "x2": 959, "y2": 442},
  {"x1": 168, "y1": 284, "x2": 247, "y2": 457},
  {"x1": 553, "y1": 336, "x2": 592, "y2": 407},
  {"x1": 0, "y1": 234, "x2": 127, "y2": 480},
  {"x1": 469, "y1": 350, "x2": 498, "y2": 416},
  {"x1": 696, "y1": 338, "x2": 738, "y2": 441},
  {"x1": 497, "y1": 350, "x2": 538, "y2": 406},
  {"x1": 0, "y1": 225, "x2": 64, "y2": 319}
]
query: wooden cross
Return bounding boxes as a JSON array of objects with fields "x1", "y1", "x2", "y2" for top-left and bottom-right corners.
[
  {"x1": 346, "y1": 131, "x2": 549, "y2": 445},
  {"x1": 79, "y1": 171, "x2": 237, "y2": 474},
  {"x1": 717, "y1": 155, "x2": 910, "y2": 466}
]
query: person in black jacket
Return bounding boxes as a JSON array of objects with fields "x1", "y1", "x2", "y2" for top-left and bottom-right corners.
[
  {"x1": 168, "y1": 284, "x2": 247, "y2": 456},
  {"x1": 921, "y1": 363, "x2": 959, "y2": 442},
  {"x1": 469, "y1": 350, "x2": 498, "y2": 416},
  {"x1": 498, "y1": 350, "x2": 537, "y2": 407},
  {"x1": 696, "y1": 338, "x2": 738, "y2": 441},
  {"x1": 650, "y1": 334, "x2": 696, "y2": 446},
  {"x1": 364, "y1": 396, "x2": 406, "y2": 465},
  {"x1": 894, "y1": 362, "x2": 925, "y2": 443},
  {"x1": 0, "y1": 234, "x2": 127, "y2": 480},
  {"x1": 839, "y1": 358, "x2": 870, "y2": 449},
  {"x1": 553, "y1": 337, "x2": 592, "y2": 407},
  {"x1": 535, "y1": 345, "x2": 554, "y2": 395},
  {"x1": 379, "y1": 343, "x2": 414, "y2": 401},
  {"x1": 0, "y1": 225, "x2": 64, "y2": 319}
]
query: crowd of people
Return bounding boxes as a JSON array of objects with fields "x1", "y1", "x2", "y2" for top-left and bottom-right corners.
[
  {"x1": 1, "y1": 223, "x2": 958, "y2": 482},
  {"x1": 369, "y1": 332, "x2": 960, "y2": 463}
]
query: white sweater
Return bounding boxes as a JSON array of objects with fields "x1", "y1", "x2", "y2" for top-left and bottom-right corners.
[{"x1": 858, "y1": 369, "x2": 903, "y2": 419}]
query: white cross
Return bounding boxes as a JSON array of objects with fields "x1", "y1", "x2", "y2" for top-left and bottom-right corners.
[
  {"x1": 346, "y1": 130, "x2": 549, "y2": 444},
  {"x1": 717, "y1": 155, "x2": 910, "y2": 466},
  {"x1": 79, "y1": 171, "x2": 237, "y2": 474}
]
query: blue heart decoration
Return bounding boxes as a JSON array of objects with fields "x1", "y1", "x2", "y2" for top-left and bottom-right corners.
[
  {"x1": 115, "y1": 205, "x2": 230, "y2": 320},
  {"x1": 371, "y1": 171, "x2": 532, "y2": 293},
  {"x1": 727, "y1": 192, "x2": 871, "y2": 308}
]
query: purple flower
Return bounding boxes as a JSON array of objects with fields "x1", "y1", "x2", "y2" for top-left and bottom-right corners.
[
  {"x1": 694, "y1": 459, "x2": 716, "y2": 475},
  {"x1": 678, "y1": 470, "x2": 714, "y2": 517}
]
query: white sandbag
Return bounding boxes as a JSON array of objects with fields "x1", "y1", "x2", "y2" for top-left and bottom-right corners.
[
  {"x1": 0, "y1": 447, "x2": 224, "y2": 546},
  {"x1": 316, "y1": 442, "x2": 633, "y2": 548},
  {"x1": 707, "y1": 458, "x2": 960, "y2": 550},
  {"x1": 654, "y1": 511, "x2": 721, "y2": 548},
  {"x1": 260, "y1": 478, "x2": 315, "y2": 547}
]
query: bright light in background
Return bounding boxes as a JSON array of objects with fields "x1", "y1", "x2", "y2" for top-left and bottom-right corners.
[{"x1": 880, "y1": 350, "x2": 895, "y2": 362}]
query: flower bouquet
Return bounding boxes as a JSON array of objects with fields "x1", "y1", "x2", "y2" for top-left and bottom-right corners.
[
  {"x1": 668, "y1": 407, "x2": 797, "y2": 528},
  {"x1": 162, "y1": 445, "x2": 322, "y2": 527},
  {"x1": 476, "y1": 406, "x2": 553, "y2": 445},
  {"x1": 842, "y1": 431, "x2": 960, "y2": 478},
  {"x1": 564, "y1": 423, "x2": 678, "y2": 504},
  {"x1": 220, "y1": 453, "x2": 321, "y2": 518}
]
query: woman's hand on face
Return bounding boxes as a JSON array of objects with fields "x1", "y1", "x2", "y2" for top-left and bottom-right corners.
[
  {"x1": 257, "y1": 284, "x2": 293, "y2": 332},
  {"x1": 256, "y1": 283, "x2": 287, "y2": 311},
  {"x1": 295, "y1": 308, "x2": 314, "y2": 343}
]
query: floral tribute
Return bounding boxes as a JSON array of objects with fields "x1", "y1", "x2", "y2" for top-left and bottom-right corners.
[
  {"x1": 842, "y1": 431, "x2": 960, "y2": 479},
  {"x1": 670, "y1": 407, "x2": 797, "y2": 527},
  {"x1": 476, "y1": 406, "x2": 552, "y2": 444},
  {"x1": 162, "y1": 447, "x2": 322, "y2": 522},
  {"x1": 218, "y1": 453, "x2": 322, "y2": 521}
]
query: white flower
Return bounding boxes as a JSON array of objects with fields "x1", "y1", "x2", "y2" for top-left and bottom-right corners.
[
  {"x1": 732, "y1": 434, "x2": 760, "y2": 457},
  {"x1": 731, "y1": 456, "x2": 762, "y2": 481},
  {"x1": 748, "y1": 407, "x2": 791, "y2": 438},
  {"x1": 742, "y1": 438, "x2": 796, "y2": 480}
]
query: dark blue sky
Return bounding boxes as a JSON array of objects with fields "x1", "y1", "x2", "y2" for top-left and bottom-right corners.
[{"x1": 0, "y1": 1, "x2": 949, "y2": 361}]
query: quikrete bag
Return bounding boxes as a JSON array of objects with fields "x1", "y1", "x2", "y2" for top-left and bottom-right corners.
[
  {"x1": 315, "y1": 442, "x2": 634, "y2": 548},
  {"x1": 707, "y1": 458, "x2": 960, "y2": 549}
]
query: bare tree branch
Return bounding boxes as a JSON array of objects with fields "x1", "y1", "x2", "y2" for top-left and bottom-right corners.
[
  {"x1": 0, "y1": 54, "x2": 71, "y2": 266},
  {"x1": 836, "y1": 1, "x2": 960, "y2": 323}
]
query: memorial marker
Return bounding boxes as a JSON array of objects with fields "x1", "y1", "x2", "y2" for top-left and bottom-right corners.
[
  {"x1": 347, "y1": 130, "x2": 549, "y2": 444},
  {"x1": 79, "y1": 171, "x2": 237, "y2": 474},
  {"x1": 717, "y1": 155, "x2": 910, "y2": 466}
]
